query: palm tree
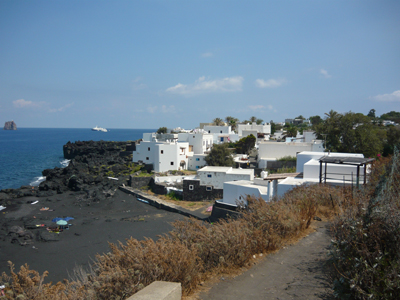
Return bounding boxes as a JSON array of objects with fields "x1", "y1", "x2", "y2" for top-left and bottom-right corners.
[
  {"x1": 226, "y1": 116, "x2": 239, "y2": 132},
  {"x1": 250, "y1": 116, "x2": 257, "y2": 123},
  {"x1": 213, "y1": 117, "x2": 224, "y2": 126}
]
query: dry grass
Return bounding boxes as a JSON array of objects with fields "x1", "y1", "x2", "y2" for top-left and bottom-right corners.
[{"x1": 0, "y1": 174, "x2": 370, "y2": 299}]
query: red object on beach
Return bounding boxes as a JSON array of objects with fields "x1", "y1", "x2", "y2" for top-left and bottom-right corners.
[{"x1": 206, "y1": 206, "x2": 213, "y2": 212}]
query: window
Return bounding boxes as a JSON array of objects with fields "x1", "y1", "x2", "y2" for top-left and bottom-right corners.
[
  {"x1": 171, "y1": 162, "x2": 174, "y2": 165},
  {"x1": 148, "y1": 147, "x2": 150, "y2": 151},
  {"x1": 207, "y1": 174, "x2": 212, "y2": 178},
  {"x1": 196, "y1": 158, "x2": 200, "y2": 161},
  {"x1": 189, "y1": 185, "x2": 194, "y2": 190},
  {"x1": 220, "y1": 137, "x2": 224, "y2": 142},
  {"x1": 196, "y1": 166, "x2": 200, "y2": 169},
  {"x1": 220, "y1": 131, "x2": 222, "y2": 133},
  {"x1": 146, "y1": 157, "x2": 149, "y2": 160},
  {"x1": 161, "y1": 150, "x2": 164, "y2": 154},
  {"x1": 206, "y1": 186, "x2": 212, "y2": 191}
]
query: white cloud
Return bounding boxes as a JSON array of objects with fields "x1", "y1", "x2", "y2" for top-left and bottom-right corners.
[
  {"x1": 372, "y1": 90, "x2": 400, "y2": 102},
  {"x1": 255, "y1": 78, "x2": 286, "y2": 88},
  {"x1": 166, "y1": 76, "x2": 244, "y2": 95},
  {"x1": 161, "y1": 105, "x2": 176, "y2": 113},
  {"x1": 320, "y1": 69, "x2": 331, "y2": 78},
  {"x1": 147, "y1": 106, "x2": 157, "y2": 113},
  {"x1": 13, "y1": 99, "x2": 45, "y2": 108},
  {"x1": 132, "y1": 77, "x2": 147, "y2": 91},
  {"x1": 201, "y1": 52, "x2": 213, "y2": 58},
  {"x1": 268, "y1": 105, "x2": 273, "y2": 110},
  {"x1": 48, "y1": 103, "x2": 74, "y2": 113},
  {"x1": 248, "y1": 105, "x2": 265, "y2": 111}
]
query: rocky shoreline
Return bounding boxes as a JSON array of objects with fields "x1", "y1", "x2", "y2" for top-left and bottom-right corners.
[
  {"x1": 0, "y1": 140, "x2": 188, "y2": 283},
  {"x1": 0, "y1": 140, "x2": 137, "y2": 203}
]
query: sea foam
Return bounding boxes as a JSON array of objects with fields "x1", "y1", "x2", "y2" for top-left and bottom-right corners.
[
  {"x1": 30, "y1": 176, "x2": 46, "y2": 186},
  {"x1": 60, "y1": 159, "x2": 71, "y2": 167}
]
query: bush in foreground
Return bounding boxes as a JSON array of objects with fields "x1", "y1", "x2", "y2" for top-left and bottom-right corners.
[{"x1": 0, "y1": 183, "x2": 346, "y2": 299}]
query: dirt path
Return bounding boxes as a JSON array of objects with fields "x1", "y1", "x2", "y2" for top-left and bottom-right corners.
[{"x1": 197, "y1": 221, "x2": 333, "y2": 300}]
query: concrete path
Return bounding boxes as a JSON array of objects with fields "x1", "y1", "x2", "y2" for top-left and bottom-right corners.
[{"x1": 199, "y1": 222, "x2": 333, "y2": 300}]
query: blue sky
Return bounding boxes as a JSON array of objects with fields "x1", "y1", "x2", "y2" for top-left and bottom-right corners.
[{"x1": 1, "y1": 0, "x2": 399, "y2": 129}]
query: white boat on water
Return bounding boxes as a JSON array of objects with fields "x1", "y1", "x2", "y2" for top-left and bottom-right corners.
[{"x1": 92, "y1": 126, "x2": 108, "y2": 132}]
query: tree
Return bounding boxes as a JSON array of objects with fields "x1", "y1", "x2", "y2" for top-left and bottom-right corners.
[
  {"x1": 380, "y1": 111, "x2": 400, "y2": 123},
  {"x1": 309, "y1": 115, "x2": 322, "y2": 127},
  {"x1": 250, "y1": 116, "x2": 257, "y2": 123},
  {"x1": 314, "y1": 110, "x2": 342, "y2": 151},
  {"x1": 383, "y1": 126, "x2": 400, "y2": 156},
  {"x1": 285, "y1": 125, "x2": 297, "y2": 138},
  {"x1": 225, "y1": 116, "x2": 239, "y2": 132},
  {"x1": 296, "y1": 115, "x2": 305, "y2": 120},
  {"x1": 205, "y1": 143, "x2": 234, "y2": 167},
  {"x1": 256, "y1": 118, "x2": 263, "y2": 125},
  {"x1": 213, "y1": 117, "x2": 224, "y2": 126},
  {"x1": 235, "y1": 134, "x2": 256, "y2": 154},
  {"x1": 367, "y1": 109, "x2": 376, "y2": 119},
  {"x1": 314, "y1": 110, "x2": 385, "y2": 156},
  {"x1": 270, "y1": 121, "x2": 277, "y2": 135},
  {"x1": 156, "y1": 127, "x2": 167, "y2": 134}
]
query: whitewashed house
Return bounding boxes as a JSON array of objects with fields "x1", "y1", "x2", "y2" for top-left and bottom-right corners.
[
  {"x1": 237, "y1": 123, "x2": 271, "y2": 137},
  {"x1": 132, "y1": 134, "x2": 190, "y2": 172},
  {"x1": 183, "y1": 166, "x2": 254, "y2": 201},
  {"x1": 178, "y1": 132, "x2": 213, "y2": 170},
  {"x1": 257, "y1": 140, "x2": 324, "y2": 168},
  {"x1": 202, "y1": 125, "x2": 239, "y2": 144}
]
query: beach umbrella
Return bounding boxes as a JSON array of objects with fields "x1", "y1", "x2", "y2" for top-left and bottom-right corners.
[
  {"x1": 52, "y1": 217, "x2": 63, "y2": 223},
  {"x1": 63, "y1": 217, "x2": 74, "y2": 221},
  {"x1": 56, "y1": 220, "x2": 68, "y2": 229}
]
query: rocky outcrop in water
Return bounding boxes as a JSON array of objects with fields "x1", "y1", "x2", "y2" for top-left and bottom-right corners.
[
  {"x1": 0, "y1": 140, "x2": 145, "y2": 204},
  {"x1": 3, "y1": 121, "x2": 17, "y2": 130}
]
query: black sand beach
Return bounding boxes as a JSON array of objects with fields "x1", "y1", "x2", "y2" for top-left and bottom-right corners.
[{"x1": 0, "y1": 189, "x2": 187, "y2": 283}]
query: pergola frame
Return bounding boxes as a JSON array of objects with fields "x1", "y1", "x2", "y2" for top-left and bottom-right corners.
[{"x1": 319, "y1": 156, "x2": 375, "y2": 188}]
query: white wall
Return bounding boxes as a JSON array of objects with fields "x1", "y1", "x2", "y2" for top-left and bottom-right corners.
[
  {"x1": 303, "y1": 159, "x2": 366, "y2": 182},
  {"x1": 203, "y1": 125, "x2": 232, "y2": 134},
  {"x1": 296, "y1": 151, "x2": 364, "y2": 173},
  {"x1": 188, "y1": 154, "x2": 207, "y2": 170},
  {"x1": 237, "y1": 123, "x2": 271, "y2": 137},
  {"x1": 132, "y1": 140, "x2": 189, "y2": 172},
  {"x1": 258, "y1": 141, "x2": 324, "y2": 161},
  {"x1": 198, "y1": 167, "x2": 254, "y2": 189},
  {"x1": 222, "y1": 180, "x2": 269, "y2": 205}
]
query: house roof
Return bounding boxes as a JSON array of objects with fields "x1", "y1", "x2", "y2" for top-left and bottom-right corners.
[
  {"x1": 319, "y1": 156, "x2": 375, "y2": 166},
  {"x1": 198, "y1": 166, "x2": 253, "y2": 175}
]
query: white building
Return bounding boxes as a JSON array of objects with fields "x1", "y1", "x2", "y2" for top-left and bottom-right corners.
[
  {"x1": 237, "y1": 123, "x2": 271, "y2": 137},
  {"x1": 197, "y1": 166, "x2": 254, "y2": 189},
  {"x1": 202, "y1": 125, "x2": 239, "y2": 144},
  {"x1": 220, "y1": 151, "x2": 372, "y2": 206},
  {"x1": 188, "y1": 154, "x2": 208, "y2": 170},
  {"x1": 257, "y1": 140, "x2": 324, "y2": 168},
  {"x1": 203, "y1": 125, "x2": 232, "y2": 135},
  {"x1": 132, "y1": 138, "x2": 190, "y2": 173},
  {"x1": 178, "y1": 132, "x2": 213, "y2": 154}
]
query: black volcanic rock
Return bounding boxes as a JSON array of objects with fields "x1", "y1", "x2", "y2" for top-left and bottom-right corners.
[
  {"x1": 0, "y1": 140, "x2": 143, "y2": 205},
  {"x1": 3, "y1": 121, "x2": 17, "y2": 130}
]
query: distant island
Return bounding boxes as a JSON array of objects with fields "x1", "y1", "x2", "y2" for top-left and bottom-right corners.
[{"x1": 3, "y1": 121, "x2": 17, "y2": 130}]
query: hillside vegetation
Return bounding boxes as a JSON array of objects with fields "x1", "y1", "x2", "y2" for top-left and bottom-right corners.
[{"x1": 1, "y1": 153, "x2": 399, "y2": 299}]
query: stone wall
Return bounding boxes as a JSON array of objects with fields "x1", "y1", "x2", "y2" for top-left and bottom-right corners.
[
  {"x1": 128, "y1": 176, "x2": 153, "y2": 189},
  {"x1": 183, "y1": 179, "x2": 223, "y2": 202}
]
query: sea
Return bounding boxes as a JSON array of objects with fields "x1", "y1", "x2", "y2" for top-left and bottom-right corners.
[{"x1": 0, "y1": 128, "x2": 155, "y2": 190}]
